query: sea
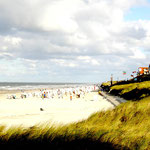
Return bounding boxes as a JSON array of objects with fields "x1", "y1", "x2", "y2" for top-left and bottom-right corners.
[{"x1": 0, "y1": 82, "x2": 95, "y2": 91}]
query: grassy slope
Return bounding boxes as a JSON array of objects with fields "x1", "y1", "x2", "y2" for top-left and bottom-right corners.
[
  {"x1": 110, "y1": 81, "x2": 150, "y2": 100},
  {"x1": 83, "y1": 97, "x2": 150, "y2": 149},
  {"x1": 1, "y1": 81, "x2": 150, "y2": 149}
]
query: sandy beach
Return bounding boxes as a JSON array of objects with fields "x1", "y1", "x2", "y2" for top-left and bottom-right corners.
[{"x1": 0, "y1": 88, "x2": 114, "y2": 128}]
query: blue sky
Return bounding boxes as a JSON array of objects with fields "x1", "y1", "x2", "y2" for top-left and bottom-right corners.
[
  {"x1": 125, "y1": 4, "x2": 150, "y2": 21},
  {"x1": 0, "y1": 0, "x2": 150, "y2": 83}
]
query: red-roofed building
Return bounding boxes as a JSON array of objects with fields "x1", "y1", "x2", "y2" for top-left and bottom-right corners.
[{"x1": 138, "y1": 67, "x2": 149, "y2": 75}]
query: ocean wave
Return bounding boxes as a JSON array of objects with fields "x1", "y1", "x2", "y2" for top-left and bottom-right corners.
[{"x1": 0, "y1": 82, "x2": 93, "y2": 91}]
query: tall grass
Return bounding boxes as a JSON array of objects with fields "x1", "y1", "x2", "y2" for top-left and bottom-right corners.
[
  {"x1": 110, "y1": 81, "x2": 150, "y2": 100},
  {"x1": 79, "y1": 97, "x2": 150, "y2": 149}
]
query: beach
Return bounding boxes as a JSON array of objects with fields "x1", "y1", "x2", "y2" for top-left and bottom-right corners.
[{"x1": 0, "y1": 85, "x2": 114, "y2": 128}]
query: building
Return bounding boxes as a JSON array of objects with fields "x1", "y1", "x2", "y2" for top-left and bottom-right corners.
[{"x1": 138, "y1": 67, "x2": 149, "y2": 75}]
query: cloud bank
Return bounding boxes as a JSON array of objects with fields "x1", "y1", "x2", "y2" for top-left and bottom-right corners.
[{"x1": 0, "y1": 0, "x2": 150, "y2": 82}]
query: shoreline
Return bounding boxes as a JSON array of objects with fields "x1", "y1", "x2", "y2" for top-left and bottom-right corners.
[{"x1": 0, "y1": 84, "x2": 97, "y2": 99}]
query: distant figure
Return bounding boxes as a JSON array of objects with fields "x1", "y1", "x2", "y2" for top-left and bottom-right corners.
[
  {"x1": 42, "y1": 93, "x2": 44, "y2": 100},
  {"x1": 21, "y1": 94, "x2": 24, "y2": 99},
  {"x1": 44, "y1": 92, "x2": 46, "y2": 98},
  {"x1": 12, "y1": 95, "x2": 16, "y2": 99},
  {"x1": 70, "y1": 95, "x2": 72, "y2": 101},
  {"x1": 65, "y1": 91, "x2": 67, "y2": 96}
]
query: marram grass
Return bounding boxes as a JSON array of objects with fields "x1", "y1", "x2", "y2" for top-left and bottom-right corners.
[{"x1": 110, "y1": 81, "x2": 150, "y2": 100}]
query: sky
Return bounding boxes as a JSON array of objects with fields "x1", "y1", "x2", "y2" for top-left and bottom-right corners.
[{"x1": 0, "y1": 0, "x2": 150, "y2": 83}]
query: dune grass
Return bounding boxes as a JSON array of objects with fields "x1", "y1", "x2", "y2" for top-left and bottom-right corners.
[
  {"x1": 101, "y1": 81, "x2": 118, "y2": 86},
  {"x1": 110, "y1": 81, "x2": 150, "y2": 100},
  {"x1": 83, "y1": 97, "x2": 150, "y2": 149}
]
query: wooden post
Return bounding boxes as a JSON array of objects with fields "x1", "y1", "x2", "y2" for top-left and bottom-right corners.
[{"x1": 111, "y1": 74, "x2": 113, "y2": 86}]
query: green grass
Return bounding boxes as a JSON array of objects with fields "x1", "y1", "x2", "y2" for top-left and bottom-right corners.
[
  {"x1": 84, "y1": 97, "x2": 150, "y2": 149},
  {"x1": 111, "y1": 81, "x2": 150, "y2": 91},
  {"x1": 101, "y1": 81, "x2": 118, "y2": 86},
  {"x1": 110, "y1": 81, "x2": 150, "y2": 100}
]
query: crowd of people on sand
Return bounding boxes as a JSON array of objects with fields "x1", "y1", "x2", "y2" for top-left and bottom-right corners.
[{"x1": 6, "y1": 85, "x2": 99, "y2": 101}]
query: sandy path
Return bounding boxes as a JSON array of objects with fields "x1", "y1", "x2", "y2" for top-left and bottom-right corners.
[{"x1": 0, "y1": 92, "x2": 114, "y2": 128}]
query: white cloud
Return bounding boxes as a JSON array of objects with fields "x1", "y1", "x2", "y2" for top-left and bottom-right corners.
[
  {"x1": 51, "y1": 59, "x2": 78, "y2": 68},
  {"x1": 77, "y1": 56, "x2": 91, "y2": 60},
  {"x1": 2, "y1": 46, "x2": 8, "y2": 50},
  {"x1": 77, "y1": 56, "x2": 100, "y2": 65},
  {"x1": 91, "y1": 59, "x2": 100, "y2": 66},
  {"x1": 0, "y1": 0, "x2": 150, "y2": 82},
  {"x1": 130, "y1": 49, "x2": 146, "y2": 59},
  {"x1": 38, "y1": 0, "x2": 80, "y2": 33},
  {"x1": 4, "y1": 36, "x2": 22, "y2": 45}
]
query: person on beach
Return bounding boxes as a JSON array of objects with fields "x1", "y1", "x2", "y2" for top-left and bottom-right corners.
[
  {"x1": 44, "y1": 92, "x2": 46, "y2": 98},
  {"x1": 65, "y1": 91, "x2": 67, "y2": 96},
  {"x1": 57, "y1": 89, "x2": 61, "y2": 99},
  {"x1": 51, "y1": 92, "x2": 54, "y2": 99},
  {"x1": 42, "y1": 93, "x2": 44, "y2": 100},
  {"x1": 21, "y1": 93, "x2": 23, "y2": 99},
  {"x1": 70, "y1": 91, "x2": 73, "y2": 101},
  {"x1": 12, "y1": 94, "x2": 16, "y2": 99},
  {"x1": 70, "y1": 95, "x2": 72, "y2": 101}
]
